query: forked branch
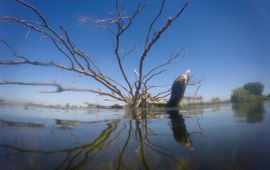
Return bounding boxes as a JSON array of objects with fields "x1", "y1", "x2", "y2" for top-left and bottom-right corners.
[
  {"x1": 0, "y1": 0, "x2": 191, "y2": 107},
  {"x1": 135, "y1": 2, "x2": 189, "y2": 98}
]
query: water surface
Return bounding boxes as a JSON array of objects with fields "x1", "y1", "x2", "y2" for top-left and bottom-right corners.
[{"x1": 0, "y1": 102, "x2": 269, "y2": 170}]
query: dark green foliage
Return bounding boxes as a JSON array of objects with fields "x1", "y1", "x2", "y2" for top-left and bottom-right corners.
[
  {"x1": 231, "y1": 82, "x2": 265, "y2": 103},
  {"x1": 243, "y1": 82, "x2": 264, "y2": 96},
  {"x1": 65, "y1": 103, "x2": 70, "y2": 108},
  {"x1": 231, "y1": 88, "x2": 254, "y2": 103}
]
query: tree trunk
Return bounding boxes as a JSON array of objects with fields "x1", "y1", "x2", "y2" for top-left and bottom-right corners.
[{"x1": 166, "y1": 70, "x2": 191, "y2": 107}]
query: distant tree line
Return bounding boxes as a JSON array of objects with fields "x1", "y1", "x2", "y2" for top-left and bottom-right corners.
[{"x1": 231, "y1": 82, "x2": 268, "y2": 103}]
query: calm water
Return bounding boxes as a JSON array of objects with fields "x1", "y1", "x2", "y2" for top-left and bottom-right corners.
[{"x1": 0, "y1": 102, "x2": 270, "y2": 170}]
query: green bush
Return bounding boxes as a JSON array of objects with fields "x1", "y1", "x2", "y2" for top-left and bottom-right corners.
[
  {"x1": 231, "y1": 82, "x2": 265, "y2": 103},
  {"x1": 243, "y1": 82, "x2": 264, "y2": 96},
  {"x1": 65, "y1": 103, "x2": 70, "y2": 108},
  {"x1": 231, "y1": 88, "x2": 262, "y2": 103}
]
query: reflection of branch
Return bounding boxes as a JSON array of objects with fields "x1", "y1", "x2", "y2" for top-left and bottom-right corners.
[
  {"x1": 0, "y1": 144, "x2": 51, "y2": 154},
  {"x1": 56, "y1": 121, "x2": 119, "y2": 169},
  {"x1": 55, "y1": 152, "x2": 72, "y2": 170},
  {"x1": 144, "y1": 142, "x2": 181, "y2": 164},
  {"x1": 67, "y1": 120, "x2": 122, "y2": 169},
  {"x1": 0, "y1": 121, "x2": 119, "y2": 169},
  {"x1": 117, "y1": 120, "x2": 132, "y2": 170},
  {"x1": 0, "y1": 119, "x2": 45, "y2": 128},
  {"x1": 145, "y1": 138, "x2": 169, "y2": 150},
  {"x1": 0, "y1": 112, "x2": 205, "y2": 169},
  {"x1": 135, "y1": 119, "x2": 150, "y2": 170}
]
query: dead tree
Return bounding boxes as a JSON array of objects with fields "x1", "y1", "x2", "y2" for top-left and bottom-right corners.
[{"x1": 0, "y1": 0, "x2": 192, "y2": 107}]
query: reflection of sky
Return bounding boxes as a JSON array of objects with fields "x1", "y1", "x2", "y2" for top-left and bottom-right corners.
[
  {"x1": 0, "y1": 106, "x2": 125, "y2": 124},
  {"x1": 0, "y1": 0, "x2": 270, "y2": 105},
  {"x1": 0, "y1": 103, "x2": 270, "y2": 169}
]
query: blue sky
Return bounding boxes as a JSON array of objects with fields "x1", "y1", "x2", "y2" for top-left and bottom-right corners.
[{"x1": 0, "y1": 0, "x2": 270, "y2": 105}]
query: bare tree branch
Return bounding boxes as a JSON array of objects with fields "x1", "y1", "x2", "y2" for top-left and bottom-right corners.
[
  {"x1": 111, "y1": 2, "x2": 145, "y2": 98},
  {"x1": 120, "y1": 43, "x2": 137, "y2": 60},
  {"x1": 194, "y1": 84, "x2": 201, "y2": 96},
  {"x1": 135, "y1": 2, "x2": 189, "y2": 99},
  {"x1": 144, "y1": 69, "x2": 167, "y2": 87},
  {"x1": 0, "y1": 0, "x2": 130, "y2": 102},
  {"x1": 144, "y1": 0, "x2": 166, "y2": 47},
  {"x1": 16, "y1": 0, "x2": 48, "y2": 26},
  {"x1": 0, "y1": 80, "x2": 125, "y2": 101},
  {"x1": 0, "y1": 0, "x2": 190, "y2": 107},
  {"x1": 188, "y1": 76, "x2": 203, "y2": 86},
  {"x1": 0, "y1": 57, "x2": 127, "y2": 101},
  {"x1": 0, "y1": 38, "x2": 27, "y2": 60},
  {"x1": 143, "y1": 51, "x2": 183, "y2": 81},
  {"x1": 10, "y1": 1, "x2": 88, "y2": 70},
  {"x1": 0, "y1": 16, "x2": 80, "y2": 68},
  {"x1": 104, "y1": 75, "x2": 130, "y2": 94},
  {"x1": 153, "y1": 88, "x2": 171, "y2": 99}
]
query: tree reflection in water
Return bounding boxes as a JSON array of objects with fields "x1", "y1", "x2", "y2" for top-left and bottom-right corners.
[
  {"x1": 233, "y1": 102, "x2": 265, "y2": 123},
  {"x1": 168, "y1": 110, "x2": 193, "y2": 149},
  {"x1": 0, "y1": 119, "x2": 45, "y2": 128},
  {"x1": 0, "y1": 108, "x2": 203, "y2": 169},
  {"x1": 0, "y1": 120, "x2": 119, "y2": 169}
]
